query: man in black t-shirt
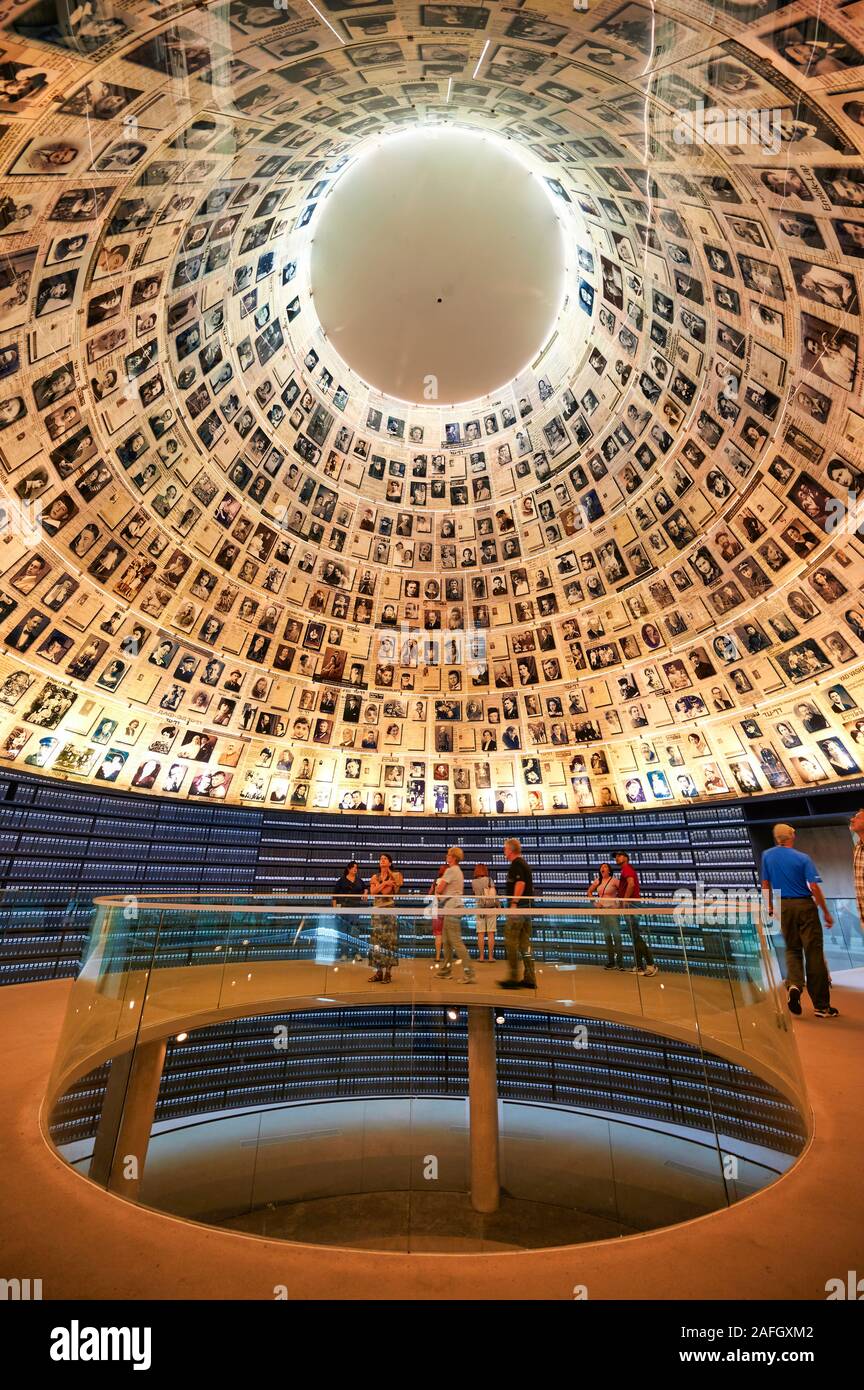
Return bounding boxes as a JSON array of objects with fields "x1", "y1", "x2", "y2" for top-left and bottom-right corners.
[{"x1": 499, "y1": 837, "x2": 536, "y2": 989}]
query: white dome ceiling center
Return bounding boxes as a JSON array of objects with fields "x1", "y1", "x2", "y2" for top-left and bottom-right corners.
[{"x1": 309, "y1": 127, "x2": 568, "y2": 405}]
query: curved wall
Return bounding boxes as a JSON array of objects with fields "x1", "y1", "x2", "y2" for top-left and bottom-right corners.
[
  {"x1": 2, "y1": 766, "x2": 862, "y2": 983},
  {"x1": 50, "y1": 1005, "x2": 807, "y2": 1157},
  {"x1": 0, "y1": 765, "x2": 766, "y2": 981}
]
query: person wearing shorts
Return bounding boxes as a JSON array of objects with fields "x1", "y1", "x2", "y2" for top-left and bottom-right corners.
[
  {"x1": 472, "y1": 863, "x2": 497, "y2": 961},
  {"x1": 430, "y1": 859, "x2": 447, "y2": 963}
]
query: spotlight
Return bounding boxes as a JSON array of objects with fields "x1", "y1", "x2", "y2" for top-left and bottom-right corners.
[
  {"x1": 446, "y1": 1008, "x2": 458, "y2": 1021},
  {"x1": 175, "y1": 1033, "x2": 188, "y2": 1043},
  {"x1": 495, "y1": 1015, "x2": 505, "y2": 1025}
]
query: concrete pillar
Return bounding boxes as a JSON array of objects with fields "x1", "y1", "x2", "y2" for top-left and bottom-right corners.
[
  {"x1": 89, "y1": 1040, "x2": 167, "y2": 1199},
  {"x1": 468, "y1": 1006, "x2": 500, "y2": 1213}
]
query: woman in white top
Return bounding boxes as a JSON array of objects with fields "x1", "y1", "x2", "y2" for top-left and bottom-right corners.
[
  {"x1": 472, "y1": 863, "x2": 498, "y2": 962},
  {"x1": 587, "y1": 862, "x2": 623, "y2": 970},
  {"x1": 435, "y1": 847, "x2": 474, "y2": 982}
]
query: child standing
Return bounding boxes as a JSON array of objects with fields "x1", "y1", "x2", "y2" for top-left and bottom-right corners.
[
  {"x1": 429, "y1": 859, "x2": 448, "y2": 964},
  {"x1": 472, "y1": 863, "x2": 498, "y2": 962}
]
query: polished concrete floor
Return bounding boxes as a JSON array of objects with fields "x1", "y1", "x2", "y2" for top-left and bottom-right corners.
[
  {"x1": 221, "y1": 1191, "x2": 635, "y2": 1252},
  {"x1": 133, "y1": 1095, "x2": 775, "y2": 1246},
  {"x1": 1, "y1": 970, "x2": 861, "y2": 1298}
]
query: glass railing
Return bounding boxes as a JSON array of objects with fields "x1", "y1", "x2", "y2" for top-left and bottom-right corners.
[
  {"x1": 4, "y1": 886, "x2": 861, "y2": 987},
  {"x1": 41, "y1": 892, "x2": 812, "y2": 1251},
  {"x1": 769, "y1": 896, "x2": 864, "y2": 973}
]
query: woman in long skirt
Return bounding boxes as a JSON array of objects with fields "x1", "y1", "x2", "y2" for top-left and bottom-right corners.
[{"x1": 369, "y1": 852, "x2": 403, "y2": 983}]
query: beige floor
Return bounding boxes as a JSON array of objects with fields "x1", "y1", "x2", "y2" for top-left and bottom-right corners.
[{"x1": 0, "y1": 972, "x2": 861, "y2": 1300}]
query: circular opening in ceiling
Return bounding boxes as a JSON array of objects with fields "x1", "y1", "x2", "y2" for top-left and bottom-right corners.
[{"x1": 309, "y1": 127, "x2": 568, "y2": 405}]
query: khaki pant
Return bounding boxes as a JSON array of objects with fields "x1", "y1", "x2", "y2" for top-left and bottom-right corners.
[
  {"x1": 505, "y1": 912, "x2": 535, "y2": 985},
  {"x1": 441, "y1": 915, "x2": 474, "y2": 977}
]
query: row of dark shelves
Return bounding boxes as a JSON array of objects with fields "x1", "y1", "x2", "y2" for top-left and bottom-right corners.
[
  {"x1": 49, "y1": 1009, "x2": 804, "y2": 1156},
  {"x1": 0, "y1": 770, "x2": 828, "y2": 985}
]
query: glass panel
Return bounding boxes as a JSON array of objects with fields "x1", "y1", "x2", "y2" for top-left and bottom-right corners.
[
  {"x1": 45, "y1": 893, "x2": 810, "y2": 1251},
  {"x1": 823, "y1": 897, "x2": 864, "y2": 971}
]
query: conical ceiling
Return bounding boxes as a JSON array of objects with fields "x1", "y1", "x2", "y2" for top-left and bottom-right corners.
[{"x1": 0, "y1": 0, "x2": 863, "y2": 814}]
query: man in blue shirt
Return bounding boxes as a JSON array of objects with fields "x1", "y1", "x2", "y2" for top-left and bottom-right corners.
[{"x1": 761, "y1": 823, "x2": 837, "y2": 1017}]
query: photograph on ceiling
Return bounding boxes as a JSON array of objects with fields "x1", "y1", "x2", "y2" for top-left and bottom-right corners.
[{"x1": 12, "y1": 2, "x2": 134, "y2": 54}]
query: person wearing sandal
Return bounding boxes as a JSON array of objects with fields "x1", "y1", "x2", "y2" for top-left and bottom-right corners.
[{"x1": 368, "y1": 852, "x2": 403, "y2": 983}]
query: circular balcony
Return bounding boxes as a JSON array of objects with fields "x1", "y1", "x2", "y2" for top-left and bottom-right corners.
[{"x1": 43, "y1": 895, "x2": 808, "y2": 1252}]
